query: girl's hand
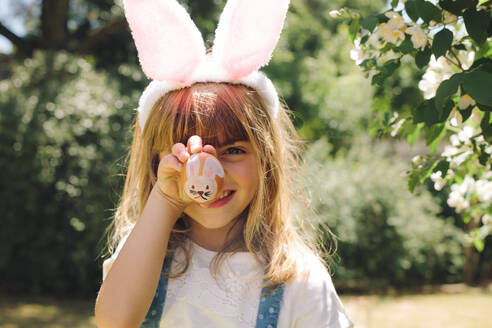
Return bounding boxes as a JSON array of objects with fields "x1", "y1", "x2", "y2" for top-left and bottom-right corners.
[{"x1": 156, "y1": 135, "x2": 217, "y2": 211}]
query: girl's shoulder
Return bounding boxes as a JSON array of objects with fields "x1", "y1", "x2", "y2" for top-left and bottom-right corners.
[{"x1": 281, "y1": 254, "x2": 354, "y2": 328}]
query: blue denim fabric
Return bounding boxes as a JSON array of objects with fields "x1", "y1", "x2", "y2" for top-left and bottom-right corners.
[
  {"x1": 140, "y1": 253, "x2": 174, "y2": 328},
  {"x1": 254, "y1": 283, "x2": 285, "y2": 328},
  {"x1": 140, "y1": 252, "x2": 285, "y2": 328}
]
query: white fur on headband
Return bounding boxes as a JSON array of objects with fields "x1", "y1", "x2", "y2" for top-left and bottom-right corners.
[
  {"x1": 137, "y1": 60, "x2": 280, "y2": 130},
  {"x1": 124, "y1": 0, "x2": 289, "y2": 131}
]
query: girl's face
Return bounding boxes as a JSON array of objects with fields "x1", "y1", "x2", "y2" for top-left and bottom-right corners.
[{"x1": 183, "y1": 139, "x2": 259, "y2": 239}]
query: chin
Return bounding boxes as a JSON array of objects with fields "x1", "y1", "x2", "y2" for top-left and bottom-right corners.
[
  {"x1": 184, "y1": 205, "x2": 248, "y2": 231},
  {"x1": 193, "y1": 215, "x2": 237, "y2": 230}
]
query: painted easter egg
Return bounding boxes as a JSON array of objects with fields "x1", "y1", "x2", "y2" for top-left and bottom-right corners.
[{"x1": 181, "y1": 152, "x2": 225, "y2": 204}]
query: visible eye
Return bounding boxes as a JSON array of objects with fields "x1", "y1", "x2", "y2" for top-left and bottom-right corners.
[
  {"x1": 192, "y1": 185, "x2": 195, "y2": 189},
  {"x1": 223, "y1": 147, "x2": 245, "y2": 155},
  {"x1": 206, "y1": 185, "x2": 209, "y2": 190}
]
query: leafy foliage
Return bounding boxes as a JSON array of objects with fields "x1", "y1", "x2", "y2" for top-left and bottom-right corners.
[
  {"x1": 0, "y1": 51, "x2": 141, "y2": 296},
  {"x1": 336, "y1": 0, "x2": 492, "y2": 251},
  {"x1": 301, "y1": 138, "x2": 464, "y2": 289}
]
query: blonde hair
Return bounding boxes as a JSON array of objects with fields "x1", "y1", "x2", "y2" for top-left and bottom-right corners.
[{"x1": 105, "y1": 82, "x2": 334, "y2": 292}]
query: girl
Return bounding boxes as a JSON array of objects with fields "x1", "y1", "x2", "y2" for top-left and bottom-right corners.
[{"x1": 95, "y1": 0, "x2": 353, "y2": 327}]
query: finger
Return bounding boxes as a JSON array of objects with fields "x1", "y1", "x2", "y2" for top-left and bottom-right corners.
[
  {"x1": 187, "y1": 135, "x2": 202, "y2": 154},
  {"x1": 171, "y1": 143, "x2": 189, "y2": 162},
  {"x1": 202, "y1": 144, "x2": 217, "y2": 157},
  {"x1": 159, "y1": 154, "x2": 184, "y2": 173}
]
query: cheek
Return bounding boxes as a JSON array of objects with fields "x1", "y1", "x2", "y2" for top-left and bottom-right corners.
[{"x1": 237, "y1": 159, "x2": 259, "y2": 191}]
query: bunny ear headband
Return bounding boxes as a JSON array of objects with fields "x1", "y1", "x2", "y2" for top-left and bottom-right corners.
[{"x1": 123, "y1": 0, "x2": 290, "y2": 131}]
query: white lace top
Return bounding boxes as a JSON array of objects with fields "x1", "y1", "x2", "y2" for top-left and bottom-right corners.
[{"x1": 103, "y1": 238, "x2": 353, "y2": 328}]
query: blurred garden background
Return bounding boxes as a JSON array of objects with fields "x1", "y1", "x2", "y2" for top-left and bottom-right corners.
[{"x1": 0, "y1": 0, "x2": 491, "y2": 327}]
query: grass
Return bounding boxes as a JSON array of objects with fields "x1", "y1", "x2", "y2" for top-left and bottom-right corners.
[
  {"x1": 0, "y1": 284, "x2": 491, "y2": 328},
  {"x1": 340, "y1": 284, "x2": 492, "y2": 328},
  {"x1": 0, "y1": 297, "x2": 96, "y2": 328}
]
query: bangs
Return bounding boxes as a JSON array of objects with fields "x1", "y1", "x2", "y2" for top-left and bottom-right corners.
[{"x1": 169, "y1": 83, "x2": 250, "y2": 149}]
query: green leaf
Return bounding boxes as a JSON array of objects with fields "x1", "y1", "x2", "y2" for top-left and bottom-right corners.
[
  {"x1": 397, "y1": 37, "x2": 414, "y2": 54},
  {"x1": 413, "y1": 99, "x2": 440, "y2": 126},
  {"x1": 481, "y1": 112, "x2": 492, "y2": 138},
  {"x1": 453, "y1": 44, "x2": 467, "y2": 51},
  {"x1": 435, "y1": 73, "x2": 462, "y2": 110},
  {"x1": 438, "y1": 99, "x2": 454, "y2": 122},
  {"x1": 439, "y1": 0, "x2": 477, "y2": 16},
  {"x1": 405, "y1": 0, "x2": 420, "y2": 21},
  {"x1": 415, "y1": 46, "x2": 432, "y2": 68},
  {"x1": 360, "y1": 16, "x2": 379, "y2": 32},
  {"x1": 463, "y1": 71, "x2": 492, "y2": 106},
  {"x1": 408, "y1": 170, "x2": 420, "y2": 192},
  {"x1": 477, "y1": 103, "x2": 492, "y2": 111},
  {"x1": 468, "y1": 57, "x2": 492, "y2": 73},
  {"x1": 432, "y1": 28, "x2": 453, "y2": 59},
  {"x1": 424, "y1": 123, "x2": 447, "y2": 153},
  {"x1": 419, "y1": 1, "x2": 443, "y2": 24},
  {"x1": 479, "y1": 152, "x2": 489, "y2": 165},
  {"x1": 371, "y1": 59, "x2": 401, "y2": 85},
  {"x1": 420, "y1": 157, "x2": 440, "y2": 184},
  {"x1": 349, "y1": 18, "x2": 360, "y2": 44},
  {"x1": 473, "y1": 237, "x2": 485, "y2": 252},
  {"x1": 460, "y1": 106, "x2": 474, "y2": 122},
  {"x1": 391, "y1": 0, "x2": 399, "y2": 8},
  {"x1": 463, "y1": 9, "x2": 490, "y2": 45},
  {"x1": 433, "y1": 159, "x2": 449, "y2": 176},
  {"x1": 407, "y1": 124, "x2": 421, "y2": 146},
  {"x1": 360, "y1": 34, "x2": 369, "y2": 45}
]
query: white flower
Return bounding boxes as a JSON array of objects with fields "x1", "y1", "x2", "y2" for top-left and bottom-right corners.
[
  {"x1": 443, "y1": 10, "x2": 458, "y2": 24},
  {"x1": 482, "y1": 214, "x2": 492, "y2": 225},
  {"x1": 405, "y1": 25, "x2": 427, "y2": 50},
  {"x1": 459, "y1": 51, "x2": 475, "y2": 70},
  {"x1": 431, "y1": 171, "x2": 447, "y2": 191},
  {"x1": 449, "y1": 108, "x2": 463, "y2": 127},
  {"x1": 329, "y1": 10, "x2": 341, "y2": 18},
  {"x1": 350, "y1": 38, "x2": 367, "y2": 65},
  {"x1": 412, "y1": 155, "x2": 422, "y2": 164},
  {"x1": 453, "y1": 150, "x2": 473, "y2": 166},
  {"x1": 418, "y1": 56, "x2": 451, "y2": 99},
  {"x1": 458, "y1": 94, "x2": 476, "y2": 110},
  {"x1": 442, "y1": 145, "x2": 460, "y2": 159},
  {"x1": 458, "y1": 125, "x2": 473, "y2": 145},
  {"x1": 391, "y1": 119, "x2": 405, "y2": 137},
  {"x1": 385, "y1": 12, "x2": 405, "y2": 30},
  {"x1": 485, "y1": 145, "x2": 492, "y2": 155},
  {"x1": 378, "y1": 22, "x2": 405, "y2": 44},
  {"x1": 450, "y1": 134, "x2": 460, "y2": 147},
  {"x1": 447, "y1": 190, "x2": 469, "y2": 212},
  {"x1": 475, "y1": 179, "x2": 492, "y2": 203},
  {"x1": 447, "y1": 176, "x2": 476, "y2": 212}
]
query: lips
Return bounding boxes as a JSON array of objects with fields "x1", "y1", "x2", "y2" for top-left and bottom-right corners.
[{"x1": 206, "y1": 190, "x2": 236, "y2": 208}]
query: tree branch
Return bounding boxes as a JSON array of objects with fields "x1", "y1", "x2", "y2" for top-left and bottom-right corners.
[
  {"x1": 0, "y1": 22, "x2": 33, "y2": 56},
  {"x1": 77, "y1": 18, "x2": 127, "y2": 54}
]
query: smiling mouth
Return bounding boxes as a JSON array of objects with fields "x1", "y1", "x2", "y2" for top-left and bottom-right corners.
[{"x1": 204, "y1": 190, "x2": 236, "y2": 208}]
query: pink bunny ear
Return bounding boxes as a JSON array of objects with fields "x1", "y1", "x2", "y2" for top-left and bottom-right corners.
[
  {"x1": 212, "y1": 0, "x2": 290, "y2": 80},
  {"x1": 123, "y1": 0, "x2": 206, "y2": 84},
  {"x1": 187, "y1": 154, "x2": 199, "y2": 177},
  {"x1": 204, "y1": 157, "x2": 225, "y2": 178}
]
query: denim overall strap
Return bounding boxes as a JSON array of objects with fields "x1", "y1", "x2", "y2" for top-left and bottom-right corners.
[
  {"x1": 255, "y1": 281, "x2": 285, "y2": 328},
  {"x1": 140, "y1": 251, "x2": 174, "y2": 328}
]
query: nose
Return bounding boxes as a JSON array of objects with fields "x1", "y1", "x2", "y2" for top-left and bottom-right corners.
[{"x1": 198, "y1": 191, "x2": 203, "y2": 195}]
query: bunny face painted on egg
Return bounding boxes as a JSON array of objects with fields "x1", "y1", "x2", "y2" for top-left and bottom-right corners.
[{"x1": 182, "y1": 152, "x2": 225, "y2": 204}]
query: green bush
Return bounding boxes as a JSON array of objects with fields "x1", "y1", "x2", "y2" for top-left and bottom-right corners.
[
  {"x1": 0, "y1": 51, "x2": 140, "y2": 297},
  {"x1": 301, "y1": 138, "x2": 464, "y2": 290}
]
